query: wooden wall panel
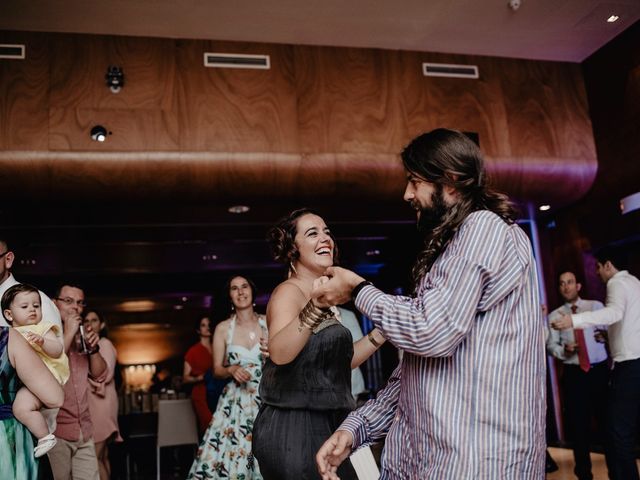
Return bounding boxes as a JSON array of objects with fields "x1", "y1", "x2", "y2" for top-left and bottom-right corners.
[
  {"x1": 0, "y1": 30, "x2": 599, "y2": 206},
  {"x1": 47, "y1": 34, "x2": 179, "y2": 151},
  {"x1": 499, "y1": 59, "x2": 561, "y2": 158},
  {"x1": 48, "y1": 107, "x2": 179, "y2": 151},
  {"x1": 0, "y1": 151, "x2": 407, "y2": 201},
  {"x1": 0, "y1": 31, "x2": 50, "y2": 150},
  {"x1": 397, "y1": 51, "x2": 512, "y2": 158},
  {"x1": 295, "y1": 46, "x2": 408, "y2": 154},
  {"x1": 49, "y1": 35, "x2": 177, "y2": 111},
  {"x1": 544, "y1": 64, "x2": 597, "y2": 160},
  {"x1": 177, "y1": 40, "x2": 299, "y2": 152}
]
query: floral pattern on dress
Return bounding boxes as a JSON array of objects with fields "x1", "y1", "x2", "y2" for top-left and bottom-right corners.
[
  {"x1": 187, "y1": 316, "x2": 265, "y2": 480},
  {"x1": 0, "y1": 327, "x2": 38, "y2": 480}
]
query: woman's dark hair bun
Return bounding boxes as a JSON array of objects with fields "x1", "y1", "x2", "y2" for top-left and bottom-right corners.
[{"x1": 267, "y1": 208, "x2": 316, "y2": 264}]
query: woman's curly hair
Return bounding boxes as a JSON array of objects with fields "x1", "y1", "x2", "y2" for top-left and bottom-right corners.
[{"x1": 267, "y1": 208, "x2": 339, "y2": 268}]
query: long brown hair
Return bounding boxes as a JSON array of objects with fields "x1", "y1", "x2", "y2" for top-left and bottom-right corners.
[{"x1": 402, "y1": 129, "x2": 517, "y2": 291}]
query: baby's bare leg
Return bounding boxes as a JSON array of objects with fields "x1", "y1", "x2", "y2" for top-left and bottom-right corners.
[{"x1": 13, "y1": 386, "x2": 48, "y2": 439}]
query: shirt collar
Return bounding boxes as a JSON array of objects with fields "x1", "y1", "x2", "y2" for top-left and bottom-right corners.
[
  {"x1": 563, "y1": 297, "x2": 582, "y2": 309},
  {"x1": 0, "y1": 273, "x2": 16, "y2": 289}
]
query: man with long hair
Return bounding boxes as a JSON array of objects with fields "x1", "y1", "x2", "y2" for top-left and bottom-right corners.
[{"x1": 315, "y1": 129, "x2": 546, "y2": 479}]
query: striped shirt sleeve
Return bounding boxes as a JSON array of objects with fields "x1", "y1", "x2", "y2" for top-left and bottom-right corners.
[
  {"x1": 338, "y1": 364, "x2": 403, "y2": 448},
  {"x1": 355, "y1": 212, "x2": 518, "y2": 357}
]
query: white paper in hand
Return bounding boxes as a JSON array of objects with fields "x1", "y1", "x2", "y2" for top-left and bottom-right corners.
[{"x1": 349, "y1": 445, "x2": 380, "y2": 480}]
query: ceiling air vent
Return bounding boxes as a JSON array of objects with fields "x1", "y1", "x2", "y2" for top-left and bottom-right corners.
[
  {"x1": 423, "y1": 62, "x2": 479, "y2": 79},
  {"x1": 0, "y1": 44, "x2": 26, "y2": 60},
  {"x1": 204, "y1": 52, "x2": 270, "y2": 70}
]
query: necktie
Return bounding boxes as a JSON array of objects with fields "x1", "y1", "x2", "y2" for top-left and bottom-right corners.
[{"x1": 572, "y1": 304, "x2": 591, "y2": 372}]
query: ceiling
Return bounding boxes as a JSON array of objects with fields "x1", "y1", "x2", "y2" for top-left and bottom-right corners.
[{"x1": 1, "y1": 0, "x2": 640, "y2": 62}]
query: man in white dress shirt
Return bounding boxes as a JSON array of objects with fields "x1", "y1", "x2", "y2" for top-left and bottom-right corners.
[
  {"x1": 0, "y1": 237, "x2": 62, "y2": 329},
  {"x1": 552, "y1": 247, "x2": 640, "y2": 480},
  {"x1": 547, "y1": 271, "x2": 610, "y2": 480}
]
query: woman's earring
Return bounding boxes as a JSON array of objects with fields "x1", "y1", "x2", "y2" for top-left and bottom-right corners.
[{"x1": 289, "y1": 262, "x2": 298, "y2": 276}]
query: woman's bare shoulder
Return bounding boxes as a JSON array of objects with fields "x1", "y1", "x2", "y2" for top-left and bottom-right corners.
[
  {"x1": 270, "y1": 280, "x2": 307, "y2": 303},
  {"x1": 213, "y1": 318, "x2": 232, "y2": 335}
]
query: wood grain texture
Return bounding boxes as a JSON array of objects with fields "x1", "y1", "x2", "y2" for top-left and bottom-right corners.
[
  {"x1": 0, "y1": 31, "x2": 50, "y2": 150},
  {"x1": 397, "y1": 50, "x2": 512, "y2": 158},
  {"x1": 487, "y1": 156, "x2": 597, "y2": 204},
  {"x1": 497, "y1": 57, "x2": 598, "y2": 162},
  {"x1": 500, "y1": 58, "x2": 561, "y2": 158},
  {"x1": 48, "y1": 107, "x2": 179, "y2": 151},
  {"x1": 295, "y1": 45, "x2": 408, "y2": 154},
  {"x1": 47, "y1": 34, "x2": 179, "y2": 151},
  {"x1": 49, "y1": 34, "x2": 177, "y2": 111},
  {"x1": 0, "y1": 31, "x2": 599, "y2": 207},
  {"x1": 0, "y1": 150, "x2": 591, "y2": 204},
  {"x1": 543, "y1": 63, "x2": 598, "y2": 160},
  {"x1": 0, "y1": 151, "x2": 405, "y2": 201},
  {"x1": 177, "y1": 40, "x2": 299, "y2": 152}
]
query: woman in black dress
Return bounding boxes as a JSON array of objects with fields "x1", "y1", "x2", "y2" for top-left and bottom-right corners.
[{"x1": 252, "y1": 208, "x2": 386, "y2": 480}]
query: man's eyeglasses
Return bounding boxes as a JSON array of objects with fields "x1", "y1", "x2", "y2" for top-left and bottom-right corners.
[
  {"x1": 55, "y1": 297, "x2": 87, "y2": 308},
  {"x1": 0, "y1": 251, "x2": 10, "y2": 259}
]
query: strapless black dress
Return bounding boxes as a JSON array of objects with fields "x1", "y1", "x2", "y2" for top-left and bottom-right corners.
[{"x1": 252, "y1": 318, "x2": 357, "y2": 480}]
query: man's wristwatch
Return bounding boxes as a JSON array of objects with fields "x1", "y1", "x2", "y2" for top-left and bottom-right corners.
[{"x1": 352, "y1": 280, "x2": 373, "y2": 301}]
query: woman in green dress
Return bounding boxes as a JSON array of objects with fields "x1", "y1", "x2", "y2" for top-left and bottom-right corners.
[{"x1": 0, "y1": 326, "x2": 64, "y2": 479}]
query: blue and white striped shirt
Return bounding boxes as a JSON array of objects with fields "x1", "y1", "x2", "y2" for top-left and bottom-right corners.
[{"x1": 340, "y1": 210, "x2": 546, "y2": 479}]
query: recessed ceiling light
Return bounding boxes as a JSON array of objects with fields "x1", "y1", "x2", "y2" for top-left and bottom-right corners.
[
  {"x1": 228, "y1": 205, "x2": 250, "y2": 214},
  {"x1": 607, "y1": 15, "x2": 619, "y2": 23},
  {"x1": 539, "y1": 205, "x2": 551, "y2": 211}
]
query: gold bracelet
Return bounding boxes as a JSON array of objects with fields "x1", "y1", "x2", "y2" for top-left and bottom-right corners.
[
  {"x1": 367, "y1": 331, "x2": 382, "y2": 348},
  {"x1": 298, "y1": 300, "x2": 331, "y2": 332}
]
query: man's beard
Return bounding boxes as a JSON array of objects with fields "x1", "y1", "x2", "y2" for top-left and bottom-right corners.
[{"x1": 416, "y1": 187, "x2": 448, "y2": 234}]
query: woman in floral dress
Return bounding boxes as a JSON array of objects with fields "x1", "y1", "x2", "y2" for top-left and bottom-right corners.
[{"x1": 187, "y1": 275, "x2": 266, "y2": 480}]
